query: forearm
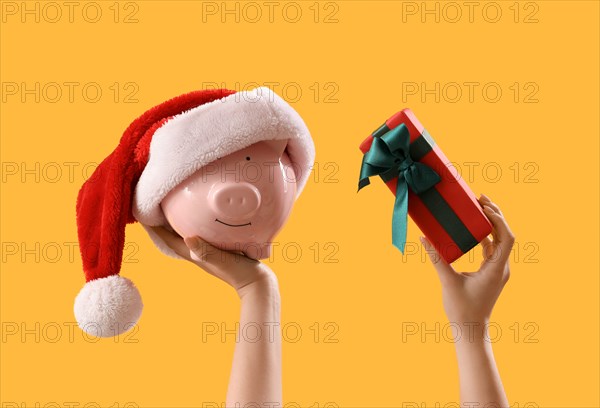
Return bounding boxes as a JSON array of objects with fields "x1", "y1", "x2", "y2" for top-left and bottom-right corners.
[
  {"x1": 453, "y1": 322, "x2": 509, "y2": 408},
  {"x1": 226, "y1": 273, "x2": 282, "y2": 406}
]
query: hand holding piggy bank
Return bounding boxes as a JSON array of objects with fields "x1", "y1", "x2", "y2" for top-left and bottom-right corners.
[{"x1": 161, "y1": 140, "x2": 296, "y2": 260}]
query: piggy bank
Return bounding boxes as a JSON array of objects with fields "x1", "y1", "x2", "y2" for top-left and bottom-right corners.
[
  {"x1": 160, "y1": 139, "x2": 297, "y2": 260},
  {"x1": 74, "y1": 87, "x2": 315, "y2": 338}
]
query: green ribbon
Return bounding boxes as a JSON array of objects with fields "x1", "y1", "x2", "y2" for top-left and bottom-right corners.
[{"x1": 358, "y1": 124, "x2": 441, "y2": 253}]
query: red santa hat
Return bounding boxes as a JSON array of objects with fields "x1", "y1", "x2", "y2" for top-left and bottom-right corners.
[{"x1": 74, "y1": 87, "x2": 315, "y2": 337}]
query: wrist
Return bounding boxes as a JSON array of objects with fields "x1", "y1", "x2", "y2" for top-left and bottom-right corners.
[
  {"x1": 447, "y1": 320, "x2": 492, "y2": 346},
  {"x1": 236, "y1": 267, "x2": 280, "y2": 300}
]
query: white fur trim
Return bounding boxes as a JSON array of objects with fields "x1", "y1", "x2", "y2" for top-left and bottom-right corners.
[
  {"x1": 132, "y1": 87, "x2": 315, "y2": 227},
  {"x1": 74, "y1": 275, "x2": 143, "y2": 338}
]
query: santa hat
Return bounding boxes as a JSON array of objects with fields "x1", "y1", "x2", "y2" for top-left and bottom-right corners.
[{"x1": 74, "y1": 87, "x2": 315, "y2": 337}]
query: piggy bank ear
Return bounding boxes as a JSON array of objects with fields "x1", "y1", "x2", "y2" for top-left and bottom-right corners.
[{"x1": 264, "y1": 139, "x2": 288, "y2": 157}]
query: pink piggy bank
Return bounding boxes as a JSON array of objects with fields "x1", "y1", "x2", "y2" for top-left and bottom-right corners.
[{"x1": 160, "y1": 139, "x2": 296, "y2": 260}]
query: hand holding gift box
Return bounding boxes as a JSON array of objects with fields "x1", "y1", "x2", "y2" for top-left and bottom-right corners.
[{"x1": 358, "y1": 109, "x2": 493, "y2": 263}]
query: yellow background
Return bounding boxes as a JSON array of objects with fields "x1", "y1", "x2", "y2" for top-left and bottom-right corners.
[{"x1": 1, "y1": 1, "x2": 598, "y2": 407}]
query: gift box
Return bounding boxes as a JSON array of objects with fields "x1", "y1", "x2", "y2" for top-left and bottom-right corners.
[{"x1": 358, "y1": 109, "x2": 492, "y2": 263}]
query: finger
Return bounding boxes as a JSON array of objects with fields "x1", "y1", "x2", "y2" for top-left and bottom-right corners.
[
  {"x1": 151, "y1": 226, "x2": 191, "y2": 259},
  {"x1": 479, "y1": 194, "x2": 502, "y2": 216},
  {"x1": 420, "y1": 236, "x2": 457, "y2": 284},
  {"x1": 482, "y1": 205, "x2": 500, "y2": 242},
  {"x1": 482, "y1": 205, "x2": 515, "y2": 265},
  {"x1": 479, "y1": 195, "x2": 501, "y2": 242},
  {"x1": 480, "y1": 235, "x2": 494, "y2": 259},
  {"x1": 479, "y1": 193, "x2": 496, "y2": 206}
]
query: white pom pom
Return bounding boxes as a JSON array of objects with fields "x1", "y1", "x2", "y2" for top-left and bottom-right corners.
[{"x1": 74, "y1": 275, "x2": 143, "y2": 338}]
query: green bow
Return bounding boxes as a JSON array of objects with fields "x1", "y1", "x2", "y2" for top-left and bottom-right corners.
[{"x1": 358, "y1": 124, "x2": 441, "y2": 252}]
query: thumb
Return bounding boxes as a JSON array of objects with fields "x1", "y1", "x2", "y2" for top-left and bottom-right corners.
[
  {"x1": 183, "y1": 236, "x2": 223, "y2": 264},
  {"x1": 420, "y1": 236, "x2": 456, "y2": 284},
  {"x1": 184, "y1": 236, "x2": 247, "y2": 266}
]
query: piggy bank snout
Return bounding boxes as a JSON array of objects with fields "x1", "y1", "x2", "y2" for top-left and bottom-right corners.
[{"x1": 209, "y1": 182, "x2": 261, "y2": 221}]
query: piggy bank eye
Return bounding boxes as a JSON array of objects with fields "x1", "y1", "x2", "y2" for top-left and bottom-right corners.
[{"x1": 245, "y1": 156, "x2": 251, "y2": 161}]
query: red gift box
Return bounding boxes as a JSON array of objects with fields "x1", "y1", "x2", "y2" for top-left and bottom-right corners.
[{"x1": 359, "y1": 109, "x2": 492, "y2": 263}]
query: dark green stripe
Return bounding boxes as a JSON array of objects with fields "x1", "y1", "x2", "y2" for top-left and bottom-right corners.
[
  {"x1": 421, "y1": 129, "x2": 436, "y2": 146},
  {"x1": 372, "y1": 123, "x2": 390, "y2": 138},
  {"x1": 410, "y1": 130, "x2": 436, "y2": 161},
  {"x1": 410, "y1": 129, "x2": 477, "y2": 252},
  {"x1": 418, "y1": 188, "x2": 479, "y2": 253}
]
